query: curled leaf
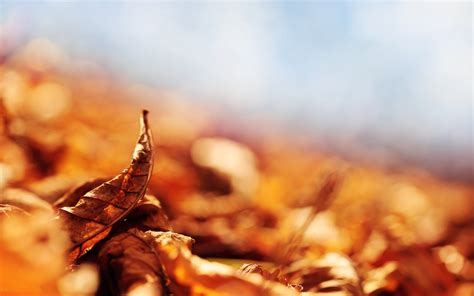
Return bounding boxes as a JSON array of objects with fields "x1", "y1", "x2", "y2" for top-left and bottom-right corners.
[
  {"x1": 58, "y1": 110, "x2": 154, "y2": 261},
  {"x1": 125, "y1": 194, "x2": 172, "y2": 231}
]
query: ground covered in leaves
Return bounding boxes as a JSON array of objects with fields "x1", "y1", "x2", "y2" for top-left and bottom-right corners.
[{"x1": 1, "y1": 40, "x2": 473, "y2": 296}]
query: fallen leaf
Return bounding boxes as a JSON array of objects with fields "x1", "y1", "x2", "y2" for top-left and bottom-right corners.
[
  {"x1": 98, "y1": 228, "x2": 167, "y2": 296},
  {"x1": 58, "y1": 110, "x2": 154, "y2": 262},
  {"x1": 125, "y1": 194, "x2": 172, "y2": 231},
  {"x1": 138, "y1": 230, "x2": 300, "y2": 296}
]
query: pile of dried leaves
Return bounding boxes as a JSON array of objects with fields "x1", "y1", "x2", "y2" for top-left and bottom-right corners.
[{"x1": 1, "y1": 40, "x2": 473, "y2": 296}]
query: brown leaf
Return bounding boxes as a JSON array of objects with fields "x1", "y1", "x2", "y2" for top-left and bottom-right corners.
[
  {"x1": 125, "y1": 194, "x2": 172, "y2": 231},
  {"x1": 137, "y1": 230, "x2": 300, "y2": 296},
  {"x1": 58, "y1": 110, "x2": 154, "y2": 262},
  {"x1": 98, "y1": 228, "x2": 167, "y2": 296}
]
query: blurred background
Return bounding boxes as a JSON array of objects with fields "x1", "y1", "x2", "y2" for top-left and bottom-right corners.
[{"x1": 1, "y1": 1, "x2": 472, "y2": 182}]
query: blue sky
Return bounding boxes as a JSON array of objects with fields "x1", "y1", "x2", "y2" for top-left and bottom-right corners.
[{"x1": 1, "y1": 1, "x2": 472, "y2": 179}]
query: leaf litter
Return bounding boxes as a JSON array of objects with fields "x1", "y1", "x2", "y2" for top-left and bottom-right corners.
[{"x1": 0, "y1": 40, "x2": 473, "y2": 296}]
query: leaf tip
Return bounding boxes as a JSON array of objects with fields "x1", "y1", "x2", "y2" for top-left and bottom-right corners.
[{"x1": 140, "y1": 109, "x2": 150, "y2": 130}]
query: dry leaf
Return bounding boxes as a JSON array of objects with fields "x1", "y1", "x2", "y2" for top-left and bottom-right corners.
[
  {"x1": 98, "y1": 228, "x2": 167, "y2": 296},
  {"x1": 125, "y1": 194, "x2": 172, "y2": 231},
  {"x1": 58, "y1": 110, "x2": 153, "y2": 262},
  {"x1": 1, "y1": 39, "x2": 472, "y2": 296},
  {"x1": 138, "y1": 230, "x2": 300, "y2": 296}
]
